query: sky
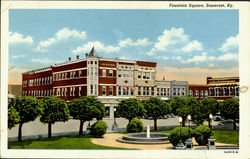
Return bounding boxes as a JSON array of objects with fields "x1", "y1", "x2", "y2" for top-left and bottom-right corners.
[{"x1": 8, "y1": 9, "x2": 239, "y2": 84}]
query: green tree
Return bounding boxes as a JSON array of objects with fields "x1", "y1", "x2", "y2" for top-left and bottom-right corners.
[
  {"x1": 144, "y1": 97, "x2": 172, "y2": 130},
  {"x1": 116, "y1": 98, "x2": 145, "y2": 122},
  {"x1": 68, "y1": 96, "x2": 106, "y2": 135},
  {"x1": 13, "y1": 96, "x2": 42, "y2": 141},
  {"x1": 8, "y1": 100, "x2": 20, "y2": 129},
  {"x1": 200, "y1": 98, "x2": 220, "y2": 128},
  {"x1": 220, "y1": 99, "x2": 239, "y2": 130},
  {"x1": 39, "y1": 96, "x2": 70, "y2": 138},
  {"x1": 169, "y1": 96, "x2": 186, "y2": 115}
]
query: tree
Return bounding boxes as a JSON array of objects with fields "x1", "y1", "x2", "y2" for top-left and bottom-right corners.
[
  {"x1": 144, "y1": 97, "x2": 172, "y2": 130},
  {"x1": 8, "y1": 100, "x2": 20, "y2": 129},
  {"x1": 39, "y1": 96, "x2": 70, "y2": 138},
  {"x1": 200, "y1": 98, "x2": 220, "y2": 128},
  {"x1": 116, "y1": 98, "x2": 145, "y2": 122},
  {"x1": 169, "y1": 96, "x2": 186, "y2": 115},
  {"x1": 68, "y1": 96, "x2": 106, "y2": 135},
  {"x1": 13, "y1": 96, "x2": 42, "y2": 141},
  {"x1": 220, "y1": 99, "x2": 239, "y2": 130}
]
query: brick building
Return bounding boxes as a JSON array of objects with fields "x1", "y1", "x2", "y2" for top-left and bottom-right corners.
[
  {"x1": 206, "y1": 76, "x2": 239, "y2": 101},
  {"x1": 22, "y1": 47, "x2": 157, "y2": 118},
  {"x1": 188, "y1": 84, "x2": 208, "y2": 101}
]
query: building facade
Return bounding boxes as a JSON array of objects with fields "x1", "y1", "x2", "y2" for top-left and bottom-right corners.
[
  {"x1": 170, "y1": 81, "x2": 188, "y2": 99},
  {"x1": 206, "y1": 76, "x2": 239, "y2": 101},
  {"x1": 155, "y1": 80, "x2": 171, "y2": 101},
  {"x1": 188, "y1": 84, "x2": 209, "y2": 101}
]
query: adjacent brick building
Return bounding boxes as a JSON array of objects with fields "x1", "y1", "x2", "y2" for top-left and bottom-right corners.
[{"x1": 188, "y1": 84, "x2": 209, "y2": 101}]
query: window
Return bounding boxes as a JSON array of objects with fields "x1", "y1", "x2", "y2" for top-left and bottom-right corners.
[
  {"x1": 173, "y1": 88, "x2": 176, "y2": 96},
  {"x1": 102, "y1": 87, "x2": 106, "y2": 96},
  {"x1": 56, "y1": 74, "x2": 58, "y2": 81},
  {"x1": 177, "y1": 88, "x2": 180, "y2": 96},
  {"x1": 109, "y1": 70, "x2": 113, "y2": 77},
  {"x1": 151, "y1": 87, "x2": 154, "y2": 96},
  {"x1": 138, "y1": 86, "x2": 141, "y2": 95},
  {"x1": 29, "y1": 79, "x2": 33, "y2": 87},
  {"x1": 78, "y1": 87, "x2": 81, "y2": 96},
  {"x1": 62, "y1": 73, "x2": 64, "y2": 79},
  {"x1": 109, "y1": 87, "x2": 113, "y2": 96},
  {"x1": 143, "y1": 72, "x2": 147, "y2": 79},
  {"x1": 163, "y1": 88, "x2": 167, "y2": 96},
  {"x1": 91, "y1": 61, "x2": 93, "y2": 64},
  {"x1": 102, "y1": 69, "x2": 106, "y2": 77},
  {"x1": 53, "y1": 74, "x2": 56, "y2": 81},
  {"x1": 70, "y1": 87, "x2": 73, "y2": 96},
  {"x1": 161, "y1": 88, "x2": 164, "y2": 96},
  {"x1": 73, "y1": 87, "x2": 75, "y2": 96},
  {"x1": 235, "y1": 87, "x2": 239, "y2": 96},
  {"x1": 61, "y1": 88, "x2": 64, "y2": 96},
  {"x1": 90, "y1": 67, "x2": 93, "y2": 75},
  {"x1": 143, "y1": 87, "x2": 146, "y2": 95},
  {"x1": 65, "y1": 72, "x2": 67, "y2": 79},
  {"x1": 90, "y1": 85, "x2": 93, "y2": 94},
  {"x1": 95, "y1": 85, "x2": 97, "y2": 95},
  {"x1": 223, "y1": 87, "x2": 227, "y2": 96},
  {"x1": 79, "y1": 70, "x2": 82, "y2": 77},
  {"x1": 167, "y1": 88, "x2": 170, "y2": 96},
  {"x1": 209, "y1": 88, "x2": 213, "y2": 96},
  {"x1": 181, "y1": 88, "x2": 185, "y2": 96},
  {"x1": 195, "y1": 90, "x2": 199, "y2": 98},
  {"x1": 215, "y1": 88, "x2": 221, "y2": 96},
  {"x1": 157, "y1": 88, "x2": 160, "y2": 96},
  {"x1": 95, "y1": 61, "x2": 97, "y2": 65},
  {"x1": 70, "y1": 72, "x2": 73, "y2": 79},
  {"x1": 205, "y1": 90, "x2": 208, "y2": 98},
  {"x1": 95, "y1": 68, "x2": 98, "y2": 75},
  {"x1": 73, "y1": 71, "x2": 76, "y2": 78},
  {"x1": 50, "y1": 76, "x2": 52, "y2": 84},
  {"x1": 189, "y1": 90, "x2": 193, "y2": 97},
  {"x1": 146, "y1": 72, "x2": 150, "y2": 79},
  {"x1": 123, "y1": 87, "x2": 128, "y2": 95},
  {"x1": 118, "y1": 74, "x2": 121, "y2": 77},
  {"x1": 229, "y1": 87, "x2": 234, "y2": 96},
  {"x1": 138, "y1": 71, "x2": 142, "y2": 79},
  {"x1": 59, "y1": 74, "x2": 61, "y2": 80},
  {"x1": 118, "y1": 86, "x2": 122, "y2": 95},
  {"x1": 200, "y1": 90, "x2": 203, "y2": 98},
  {"x1": 131, "y1": 88, "x2": 134, "y2": 96},
  {"x1": 57, "y1": 89, "x2": 60, "y2": 96},
  {"x1": 65, "y1": 88, "x2": 67, "y2": 96}
]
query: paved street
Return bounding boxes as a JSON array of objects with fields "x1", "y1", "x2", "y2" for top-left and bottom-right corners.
[{"x1": 8, "y1": 117, "x2": 219, "y2": 141}]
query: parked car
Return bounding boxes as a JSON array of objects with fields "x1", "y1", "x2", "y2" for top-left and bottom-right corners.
[{"x1": 213, "y1": 115, "x2": 224, "y2": 121}]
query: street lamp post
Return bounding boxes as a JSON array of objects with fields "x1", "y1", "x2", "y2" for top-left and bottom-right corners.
[
  {"x1": 179, "y1": 117, "x2": 183, "y2": 144},
  {"x1": 114, "y1": 107, "x2": 117, "y2": 124},
  {"x1": 187, "y1": 114, "x2": 191, "y2": 138},
  {"x1": 209, "y1": 114, "x2": 213, "y2": 130}
]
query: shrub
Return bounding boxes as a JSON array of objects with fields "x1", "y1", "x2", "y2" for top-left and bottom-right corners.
[
  {"x1": 169, "y1": 127, "x2": 194, "y2": 147},
  {"x1": 90, "y1": 120, "x2": 108, "y2": 137},
  {"x1": 194, "y1": 125, "x2": 213, "y2": 145},
  {"x1": 127, "y1": 118, "x2": 144, "y2": 133}
]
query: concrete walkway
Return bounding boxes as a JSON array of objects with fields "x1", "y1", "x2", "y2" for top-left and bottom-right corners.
[{"x1": 92, "y1": 133, "x2": 237, "y2": 150}]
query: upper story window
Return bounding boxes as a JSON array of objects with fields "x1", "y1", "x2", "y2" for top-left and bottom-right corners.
[
  {"x1": 118, "y1": 86, "x2": 122, "y2": 96},
  {"x1": 57, "y1": 88, "x2": 60, "y2": 96},
  {"x1": 70, "y1": 72, "x2": 73, "y2": 79},
  {"x1": 91, "y1": 61, "x2": 93, "y2": 64},
  {"x1": 90, "y1": 67, "x2": 93, "y2": 76},
  {"x1": 167, "y1": 88, "x2": 170, "y2": 96},
  {"x1": 138, "y1": 71, "x2": 142, "y2": 79},
  {"x1": 79, "y1": 87, "x2": 81, "y2": 96},
  {"x1": 56, "y1": 74, "x2": 58, "y2": 81},
  {"x1": 209, "y1": 88, "x2": 213, "y2": 96},
  {"x1": 160, "y1": 88, "x2": 164, "y2": 96},
  {"x1": 195, "y1": 90, "x2": 199, "y2": 98},
  {"x1": 102, "y1": 86, "x2": 106, "y2": 96},
  {"x1": 29, "y1": 79, "x2": 33, "y2": 87},
  {"x1": 177, "y1": 88, "x2": 180, "y2": 96},
  {"x1": 173, "y1": 88, "x2": 176, "y2": 96},
  {"x1": 123, "y1": 87, "x2": 128, "y2": 96},
  {"x1": 205, "y1": 90, "x2": 208, "y2": 98},
  {"x1": 109, "y1": 86, "x2": 113, "y2": 96},
  {"x1": 59, "y1": 74, "x2": 61, "y2": 80},
  {"x1": 138, "y1": 86, "x2": 141, "y2": 96},
  {"x1": 79, "y1": 70, "x2": 82, "y2": 77},
  {"x1": 109, "y1": 70, "x2": 113, "y2": 77},
  {"x1": 95, "y1": 68, "x2": 98, "y2": 75},
  {"x1": 95, "y1": 61, "x2": 97, "y2": 65},
  {"x1": 90, "y1": 85, "x2": 93, "y2": 94},
  {"x1": 62, "y1": 73, "x2": 64, "y2": 79},
  {"x1": 151, "y1": 72, "x2": 155, "y2": 80},
  {"x1": 182, "y1": 88, "x2": 185, "y2": 96},
  {"x1": 229, "y1": 87, "x2": 234, "y2": 96},
  {"x1": 200, "y1": 90, "x2": 203, "y2": 98},
  {"x1": 151, "y1": 87, "x2": 154, "y2": 96},
  {"x1": 223, "y1": 87, "x2": 227, "y2": 96},
  {"x1": 235, "y1": 87, "x2": 239, "y2": 96},
  {"x1": 215, "y1": 88, "x2": 221, "y2": 96},
  {"x1": 143, "y1": 87, "x2": 146, "y2": 95},
  {"x1": 102, "y1": 69, "x2": 106, "y2": 77}
]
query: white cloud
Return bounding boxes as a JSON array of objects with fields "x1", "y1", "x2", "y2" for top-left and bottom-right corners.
[
  {"x1": 219, "y1": 35, "x2": 238, "y2": 52},
  {"x1": 186, "y1": 52, "x2": 207, "y2": 64},
  {"x1": 181, "y1": 40, "x2": 202, "y2": 52},
  {"x1": 36, "y1": 28, "x2": 87, "y2": 52},
  {"x1": 72, "y1": 41, "x2": 120, "y2": 54},
  {"x1": 12, "y1": 54, "x2": 26, "y2": 59},
  {"x1": 155, "y1": 56, "x2": 169, "y2": 60},
  {"x1": 217, "y1": 53, "x2": 238, "y2": 61},
  {"x1": 119, "y1": 38, "x2": 151, "y2": 47},
  {"x1": 31, "y1": 58, "x2": 52, "y2": 64},
  {"x1": 120, "y1": 56, "x2": 128, "y2": 60},
  {"x1": 55, "y1": 28, "x2": 86, "y2": 40},
  {"x1": 9, "y1": 32, "x2": 33, "y2": 44},
  {"x1": 208, "y1": 63, "x2": 215, "y2": 68}
]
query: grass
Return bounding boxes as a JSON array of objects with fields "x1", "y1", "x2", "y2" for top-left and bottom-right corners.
[
  {"x1": 212, "y1": 129, "x2": 239, "y2": 145},
  {"x1": 8, "y1": 135, "x2": 130, "y2": 149}
]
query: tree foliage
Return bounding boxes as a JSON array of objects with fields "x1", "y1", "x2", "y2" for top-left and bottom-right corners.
[
  {"x1": 126, "y1": 118, "x2": 144, "y2": 133},
  {"x1": 8, "y1": 100, "x2": 20, "y2": 129},
  {"x1": 90, "y1": 120, "x2": 108, "y2": 137},
  {"x1": 40, "y1": 96, "x2": 70, "y2": 137},
  {"x1": 220, "y1": 99, "x2": 239, "y2": 130},
  {"x1": 12, "y1": 96, "x2": 42, "y2": 141},
  {"x1": 169, "y1": 126, "x2": 194, "y2": 147},
  {"x1": 68, "y1": 96, "x2": 106, "y2": 135},
  {"x1": 144, "y1": 97, "x2": 172, "y2": 130},
  {"x1": 194, "y1": 125, "x2": 213, "y2": 145},
  {"x1": 116, "y1": 98, "x2": 145, "y2": 122},
  {"x1": 169, "y1": 96, "x2": 186, "y2": 115}
]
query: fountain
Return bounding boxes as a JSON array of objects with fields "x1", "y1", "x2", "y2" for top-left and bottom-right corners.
[{"x1": 116, "y1": 125, "x2": 169, "y2": 144}]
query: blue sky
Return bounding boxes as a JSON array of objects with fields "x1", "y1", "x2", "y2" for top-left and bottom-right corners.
[{"x1": 9, "y1": 9, "x2": 239, "y2": 84}]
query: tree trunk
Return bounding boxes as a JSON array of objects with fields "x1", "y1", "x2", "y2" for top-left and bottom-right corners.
[
  {"x1": 208, "y1": 120, "x2": 211, "y2": 129},
  {"x1": 182, "y1": 120, "x2": 185, "y2": 127},
  {"x1": 154, "y1": 118, "x2": 157, "y2": 130},
  {"x1": 48, "y1": 123, "x2": 52, "y2": 138},
  {"x1": 233, "y1": 119, "x2": 237, "y2": 130},
  {"x1": 79, "y1": 120, "x2": 84, "y2": 135},
  {"x1": 18, "y1": 123, "x2": 23, "y2": 141}
]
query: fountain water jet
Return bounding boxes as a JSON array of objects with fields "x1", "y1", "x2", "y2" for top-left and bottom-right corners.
[{"x1": 147, "y1": 125, "x2": 150, "y2": 138}]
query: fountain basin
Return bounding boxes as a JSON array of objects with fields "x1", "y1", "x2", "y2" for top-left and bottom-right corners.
[{"x1": 116, "y1": 133, "x2": 169, "y2": 144}]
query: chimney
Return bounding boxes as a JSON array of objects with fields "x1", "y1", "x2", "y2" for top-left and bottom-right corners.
[
  {"x1": 76, "y1": 55, "x2": 79, "y2": 59},
  {"x1": 85, "y1": 53, "x2": 88, "y2": 57},
  {"x1": 68, "y1": 57, "x2": 71, "y2": 61}
]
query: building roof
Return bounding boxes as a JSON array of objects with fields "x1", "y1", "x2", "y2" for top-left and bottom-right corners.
[{"x1": 89, "y1": 47, "x2": 98, "y2": 57}]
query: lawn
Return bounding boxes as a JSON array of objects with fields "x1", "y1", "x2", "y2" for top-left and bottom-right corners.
[
  {"x1": 212, "y1": 129, "x2": 239, "y2": 145},
  {"x1": 8, "y1": 135, "x2": 130, "y2": 149}
]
